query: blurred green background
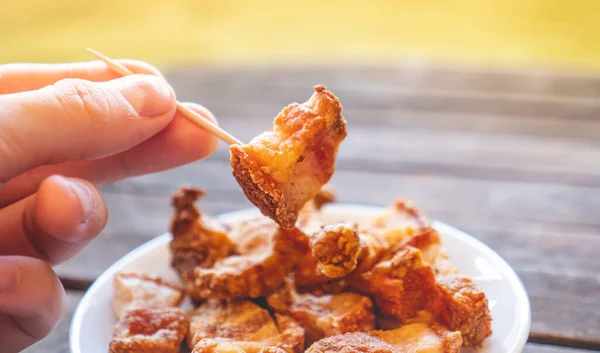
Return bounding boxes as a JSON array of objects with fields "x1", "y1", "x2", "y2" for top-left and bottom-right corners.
[{"x1": 1, "y1": 0, "x2": 600, "y2": 71}]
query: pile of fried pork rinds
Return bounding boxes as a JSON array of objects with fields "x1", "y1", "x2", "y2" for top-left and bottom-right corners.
[
  {"x1": 108, "y1": 187, "x2": 492, "y2": 353},
  {"x1": 107, "y1": 85, "x2": 491, "y2": 353}
]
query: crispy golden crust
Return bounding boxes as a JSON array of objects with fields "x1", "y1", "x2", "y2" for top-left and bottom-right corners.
[
  {"x1": 433, "y1": 276, "x2": 492, "y2": 348},
  {"x1": 403, "y1": 227, "x2": 441, "y2": 265},
  {"x1": 230, "y1": 85, "x2": 347, "y2": 228},
  {"x1": 293, "y1": 228, "x2": 390, "y2": 294},
  {"x1": 352, "y1": 246, "x2": 491, "y2": 348},
  {"x1": 267, "y1": 281, "x2": 375, "y2": 346},
  {"x1": 188, "y1": 300, "x2": 279, "y2": 348},
  {"x1": 311, "y1": 223, "x2": 361, "y2": 279},
  {"x1": 189, "y1": 300, "x2": 304, "y2": 353},
  {"x1": 110, "y1": 307, "x2": 189, "y2": 353},
  {"x1": 113, "y1": 272, "x2": 184, "y2": 319},
  {"x1": 169, "y1": 188, "x2": 236, "y2": 294},
  {"x1": 291, "y1": 252, "x2": 349, "y2": 295},
  {"x1": 352, "y1": 247, "x2": 438, "y2": 321},
  {"x1": 188, "y1": 220, "x2": 310, "y2": 299},
  {"x1": 306, "y1": 323, "x2": 462, "y2": 353}
]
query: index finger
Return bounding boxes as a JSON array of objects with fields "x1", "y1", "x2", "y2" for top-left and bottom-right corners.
[{"x1": 0, "y1": 59, "x2": 165, "y2": 94}]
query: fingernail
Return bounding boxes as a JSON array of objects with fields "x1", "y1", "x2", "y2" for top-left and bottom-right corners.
[
  {"x1": 0, "y1": 262, "x2": 18, "y2": 293},
  {"x1": 68, "y1": 180, "x2": 96, "y2": 226},
  {"x1": 117, "y1": 75, "x2": 175, "y2": 118}
]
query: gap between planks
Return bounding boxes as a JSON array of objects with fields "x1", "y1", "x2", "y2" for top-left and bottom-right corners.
[{"x1": 528, "y1": 335, "x2": 600, "y2": 352}]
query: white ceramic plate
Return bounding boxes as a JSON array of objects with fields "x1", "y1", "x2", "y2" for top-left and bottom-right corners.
[{"x1": 70, "y1": 204, "x2": 531, "y2": 353}]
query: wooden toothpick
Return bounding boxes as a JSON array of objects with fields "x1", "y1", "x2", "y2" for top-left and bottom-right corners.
[{"x1": 86, "y1": 47, "x2": 243, "y2": 146}]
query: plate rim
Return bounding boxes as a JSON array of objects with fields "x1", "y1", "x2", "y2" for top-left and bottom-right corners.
[{"x1": 69, "y1": 203, "x2": 531, "y2": 353}]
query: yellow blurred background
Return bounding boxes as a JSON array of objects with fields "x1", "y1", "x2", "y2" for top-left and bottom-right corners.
[{"x1": 1, "y1": 0, "x2": 600, "y2": 71}]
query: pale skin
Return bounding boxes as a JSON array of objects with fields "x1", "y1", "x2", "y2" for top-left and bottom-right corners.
[{"x1": 0, "y1": 60, "x2": 219, "y2": 353}]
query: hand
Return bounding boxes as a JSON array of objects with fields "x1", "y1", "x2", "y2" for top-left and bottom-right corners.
[{"x1": 0, "y1": 60, "x2": 218, "y2": 352}]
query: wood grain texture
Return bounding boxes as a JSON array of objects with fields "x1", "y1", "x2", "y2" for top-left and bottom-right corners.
[
  {"x1": 524, "y1": 344, "x2": 597, "y2": 353},
  {"x1": 48, "y1": 65, "x2": 600, "y2": 349}
]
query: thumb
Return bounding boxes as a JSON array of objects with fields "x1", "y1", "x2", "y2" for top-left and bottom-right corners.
[{"x1": 0, "y1": 75, "x2": 177, "y2": 182}]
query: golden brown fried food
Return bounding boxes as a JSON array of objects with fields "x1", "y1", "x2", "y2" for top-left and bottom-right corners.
[
  {"x1": 306, "y1": 323, "x2": 462, "y2": 353},
  {"x1": 189, "y1": 300, "x2": 304, "y2": 353},
  {"x1": 372, "y1": 198, "x2": 430, "y2": 230},
  {"x1": 113, "y1": 272, "x2": 184, "y2": 319},
  {"x1": 110, "y1": 307, "x2": 189, "y2": 353},
  {"x1": 230, "y1": 85, "x2": 347, "y2": 228},
  {"x1": 352, "y1": 246, "x2": 491, "y2": 348},
  {"x1": 311, "y1": 223, "x2": 361, "y2": 279},
  {"x1": 432, "y1": 276, "x2": 492, "y2": 348},
  {"x1": 170, "y1": 188, "x2": 236, "y2": 292},
  {"x1": 376, "y1": 310, "x2": 438, "y2": 331},
  {"x1": 267, "y1": 280, "x2": 375, "y2": 346},
  {"x1": 291, "y1": 254, "x2": 348, "y2": 295},
  {"x1": 353, "y1": 247, "x2": 438, "y2": 321},
  {"x1": 293, "y1": 227, "x2": 389, "y2": 293},
  {"x1": 404, "y1": 227, "x2": 441, "y2": 265},
  {"x1": 189, "y1": 219, "x2": 310, "y2": 299}
]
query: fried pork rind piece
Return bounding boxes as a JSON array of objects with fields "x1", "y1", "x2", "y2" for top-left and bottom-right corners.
[
  {"x1": 109, "y1": 307, "x2": 189, "y2": 353},
  {"x1": 352, "y1": 246, "x2": 492, "y2": 348},
  {"x1": 113, "y1": 272, "x2": 184, "y2": 319},
  {"x1": 353, "y1": 247, "x2": 438, "y2": 321},
  {"x1": 293, "y1": 227, "x2": 389, "y2": 293},
  {"x1": 306, "y1": 323, "x2": 462, "y2": 353},
  {"x1": 189, "y1": 300, "x2": 304, "y2": 353},
  {"x1": 267, "y1": 280, "x2": 375, "y2": 346},
  {"x1": 372, "y1": 198, "x2": 430, "y2": 230},
  {"x1": 370, "y1": 199, "x2": 433, "y2": 252},
  {"x1": 189, "y1": 219, "x2": 310, "y2": 299},
  {"x1": 311, "y1": 223, "x2": 361, "y2": 279},
  {"x1": 170, "y1": 188, "x2": 236, "y2": 292},
  {"x1": 294, "y1": 201, "x2": 438, "y2": 293},
  {"x1": 404, "y1": 227, "x2": 442, "y2": 266},
  {"x1": 230, "y1": 85, "x2": 347, "y2": 228},
  {"x1": 433, "y1": 276, "x2": 492, "y2": 348}
]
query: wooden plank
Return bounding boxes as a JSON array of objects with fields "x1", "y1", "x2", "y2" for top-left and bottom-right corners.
[
  {"x1": 99, "y1": 160, "x2": 600, "y2": 228},
  {"x1": 207, "y1": 104, "x2": 600, "y2": 141},
  {"x1": 200, "y1": 120, "x2": 600, "y2": 187},
  {"x1": 165, "y1": 65, "x2": 600, "y2": 99},
  {"x1": 166, "y1": 69, "x2": 600, "y2": 121},
  {"x1": 525, "y1": 343, "x2": 597, "y2": 353},
  {"x1": 22, "y1": 291, "x2": 83, "y2": 353},
  {"x1": 522, "y1": 269, "x2": 600, "y2": 349}
]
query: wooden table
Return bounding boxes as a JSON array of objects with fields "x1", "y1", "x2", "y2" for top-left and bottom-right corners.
[{"x1": 25, "y1": 65, "x2": 600, "y2": 353}]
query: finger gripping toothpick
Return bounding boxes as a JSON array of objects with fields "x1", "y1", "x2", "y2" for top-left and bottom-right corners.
[{"x1": 86, "y1": 47, "x2": 243, "y2": 146}]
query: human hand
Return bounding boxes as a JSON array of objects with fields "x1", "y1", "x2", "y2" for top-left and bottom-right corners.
[{"x1": 0, "y1": 60, "x2": 218, "y2": 352}]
